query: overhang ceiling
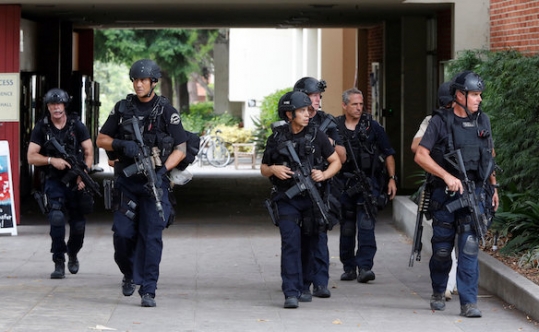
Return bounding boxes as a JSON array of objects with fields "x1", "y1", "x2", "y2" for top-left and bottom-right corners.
[{"x1": 16, "y1": 0, "x2": 451, "y2": 29}]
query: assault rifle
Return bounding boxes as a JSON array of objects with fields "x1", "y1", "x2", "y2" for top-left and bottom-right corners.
[
  {"x1": 341, "y1": 135, "x2": 378, "y2": 220},
  {"x1": 444, "y1": 149, "x2": 489, "y2": 246},
  {"x1": 278, "y1": 140, "x2": 335, "y2": 228},
  {"x1": 409, "y1": 182, "x2": 430, "y2": 267},
  {"x1": 48, "y1": 137, "x2": 102, "y2": 197},
  {"x1": 122, "y1": 117, "x2": 165, "y2": 221}
]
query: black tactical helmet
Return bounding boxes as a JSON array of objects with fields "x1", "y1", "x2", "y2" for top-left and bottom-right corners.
[
  {"x1": 437, "y1": 81, "x2": 453, "y2": 107},
  {"x1": 293, "y1": 77, "x2": 327, "y2": 94},
  {"x1": 278, "y1": 91, "x2": 312, "y2": 120},
  {"x1": 43, "y1": 88, "x2": 71, "y2": 107},
  {"x1": 451, "y1": 70, "x2": 485, "y2": 95},
  {"x1": 129, "y1": 59, "x2": 162, "y2": 82}
]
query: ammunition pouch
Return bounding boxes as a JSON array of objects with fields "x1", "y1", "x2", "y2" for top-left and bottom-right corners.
[
  {"x1": 158, "y1": 135, "x2": 174, "y2": 165},
  {"x1": 103, "y1": 179, "x2": 114, "y2": 210},
  {"x1": 118, "y1": 193, "x2": 137, "y2": 220},
  {"x1": 456, "y1": 215, "x2": 473, "y2": 234}
]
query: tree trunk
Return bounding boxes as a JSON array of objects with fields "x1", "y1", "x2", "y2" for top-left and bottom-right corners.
[
  {"x1": 179, "y1": 81, "x2": 190, "y2": 113},
  {"x1": 160, "y1": 71, "x2": 173, "y2": 101},
  {"x1": 190, "y1": 72, "x2": 214, "y2": 101}
]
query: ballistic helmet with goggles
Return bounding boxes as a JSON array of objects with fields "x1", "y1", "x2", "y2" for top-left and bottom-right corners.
[
  {"x1": 293, "y1": 77, "x2": 327, "y2": 94},
  {"x1": 43, "y1": 88, "x2": 71, "y2": 107},
  {"x1": 129, "y1": 59, "x2": 161, "y2": 83},
  {"x1": 278, "y1": 91, "x2": 312, "y2": 120}
]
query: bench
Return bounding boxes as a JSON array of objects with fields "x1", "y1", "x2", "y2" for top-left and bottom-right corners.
[{"x1": 232, "y1": 143, "x2": 257, "y2": 169}]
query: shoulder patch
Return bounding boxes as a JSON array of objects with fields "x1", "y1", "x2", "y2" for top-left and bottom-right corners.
[{"x1": 170, "y1": 113, "x2": 181, "y2": 125}]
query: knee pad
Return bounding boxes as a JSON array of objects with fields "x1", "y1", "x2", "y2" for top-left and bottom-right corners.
[
  {"x1": 49, "y1": 208, "x2": 65, "y2": 227},
  {"x1": 433, "y1": 247, "x2": 452, "y2": 262},
  {"x1": 462, "y1": 235, "x2": 479, "y2": 256}
]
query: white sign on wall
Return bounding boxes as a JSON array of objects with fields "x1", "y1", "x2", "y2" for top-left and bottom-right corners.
[
  {"x1": 0, "y1": 141, "x2": 17, "y2": 236},
  {"x1": 0, "y1": 73, "x2": 20, "y2": 121}
]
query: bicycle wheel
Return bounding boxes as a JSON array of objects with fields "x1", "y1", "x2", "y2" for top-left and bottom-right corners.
[{"x1": 207, "y1": 139, "x2": 231, "y2": 167}]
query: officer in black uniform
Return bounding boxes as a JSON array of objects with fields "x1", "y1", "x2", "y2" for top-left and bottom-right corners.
[
  {"x1": 411, "y1": 81, "x2": 460, "y2": 301},
  {"x1": 97, "y1": 59, "x2": 187, "y2": 307},
  {"x1": 27, "y1": 88, "x2": 94, "y2": 279},
  {"x1": 292, "y1": 77, "x2": 345, "y2": 299},
  {"x1": 261, "y1": 91, "x2": 341, "y2": 309},
  {"x1": 336, "y1": 87, "x2": 397, "y2": 283},
  {"x1": 415, "y1": 71, "x2": 498, "y2": 317}
]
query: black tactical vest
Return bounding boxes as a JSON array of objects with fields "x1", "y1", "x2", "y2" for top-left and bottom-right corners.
[
  {"x1": 42, "y1": 115, "x2": 80, "y2": 158},
  {"x1": 430, "y1": 109, "x2": 493, "y2": 182},
  {"x1": 116, "y1": 94, "x2": 174, "y2": 164},
  {"x1": 270, "y1": 124, "x2": 321, "y2": 190},
  {"x1": 337, "y1": 115, "x2": 381, "y2": 176}
]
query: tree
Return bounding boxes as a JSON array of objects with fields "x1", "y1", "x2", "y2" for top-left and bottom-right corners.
[{"x1": 94, "y1": 29, "x2": 219, "y2": 112}]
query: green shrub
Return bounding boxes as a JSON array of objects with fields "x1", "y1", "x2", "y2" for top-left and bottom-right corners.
[
  {"x1": 181, "y1": 101, "x2": 242, "y2": 135},
  {"x1": 189, "y1": 101, "x2": 214, "y2": 117},
  {"x1": 252, "y1": 87, "x2": 291, "y2": 152},
  {"x1": 490, "y1": 188, "x2": 539, "y2": 255}
]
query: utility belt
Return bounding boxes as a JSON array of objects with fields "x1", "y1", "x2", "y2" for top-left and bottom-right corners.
[
  {"x1": 33, "y1": 188, "x2": 94, "y2": 215},
  {"x1": 265, "y1": 186, "x2": 327, "y2": 235},
  {"x1": 431, "y1": 212, "x2": 474, "y2": 235}
]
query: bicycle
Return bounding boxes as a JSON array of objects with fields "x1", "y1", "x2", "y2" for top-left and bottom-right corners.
[{"x1": 196, "y1": 129, "x2": 231, "y2": 167}]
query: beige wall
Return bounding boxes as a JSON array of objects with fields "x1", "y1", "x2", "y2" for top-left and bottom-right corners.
[{"x1": 320, "y1": 29, "x2": 357, "y2": 117}]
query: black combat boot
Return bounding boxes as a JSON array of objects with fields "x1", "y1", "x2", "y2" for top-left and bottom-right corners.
[
  {"x1": 68, "y1": 253, "x2": 79, "y2": 274},
  {"x1": 51, "y1": 258, "x2": 65, "y2": 279}
]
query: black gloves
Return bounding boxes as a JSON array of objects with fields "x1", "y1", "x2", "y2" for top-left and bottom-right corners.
[
  {"x1": 155, "y1": 167, "x2": 168, "y2": 187},
  {"x1": 112, "y1": 139, "x2": 139, "y2": 158}
]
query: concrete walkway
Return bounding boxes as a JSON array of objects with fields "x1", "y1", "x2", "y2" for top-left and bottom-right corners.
[{"x1": 1, "y1": 161, "x2": 538, "y2": 331}]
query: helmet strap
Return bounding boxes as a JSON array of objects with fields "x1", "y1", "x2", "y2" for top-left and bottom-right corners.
[
  {"x1": 454, "y1": 90, "x2": 475, "y2": 120},
  {"x1": 147, "y1": 82, "x2": 157, "y2": 98}
]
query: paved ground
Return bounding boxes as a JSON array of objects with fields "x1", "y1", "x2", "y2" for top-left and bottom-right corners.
[{"x1": 2, "y1": 160, "x2": 539, "y2": 332}]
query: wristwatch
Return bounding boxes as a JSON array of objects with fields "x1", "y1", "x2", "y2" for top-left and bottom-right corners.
[{"x1": 389, "y1": 175, "x2": 398, "y2": 181}]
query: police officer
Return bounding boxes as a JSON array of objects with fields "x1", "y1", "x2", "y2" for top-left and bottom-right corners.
[
  {"x1": 336, "y1": 87, "x2": 397, "y2": 283},
  {"x1": 27, "y1": 88, "x2": 94, "y2": 279},
  {"x1": 414, "y1": 71, "x2": 499, "y2": 317},
  {"x1": 261, "y1": 91, "x2": 341, "y2": 309},
  {"x1": 411, "y1": 81, "x2": 459, "y2": 301},
  {"x1": 292, "y1": 77, "x2": 345, "y2": 299},
  {"x1": 96, "y1": 59, "x2": 187, "y2": 307}
]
